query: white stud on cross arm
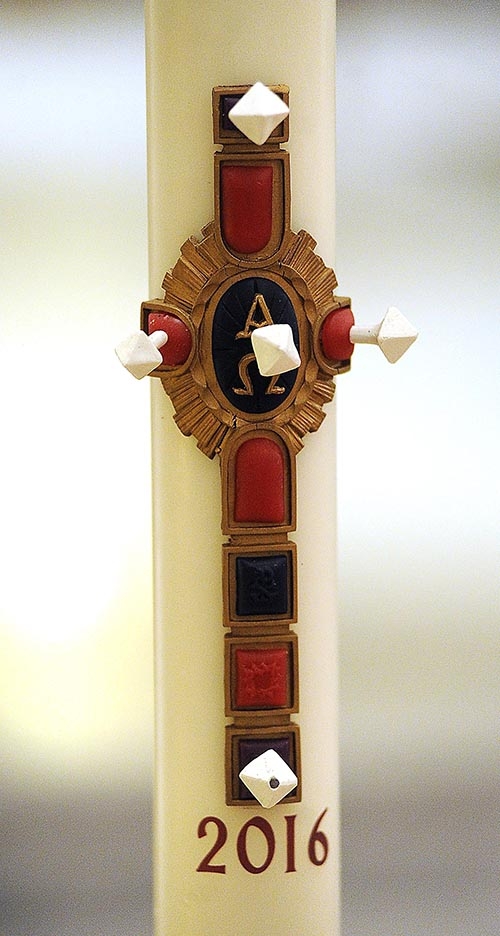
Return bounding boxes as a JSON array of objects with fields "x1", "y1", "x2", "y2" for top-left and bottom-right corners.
[
  {"x1": 115, "y1": 329, "x2": 168, "y2": 379},
  {"x1": 239, "y1": 748, "x2": 298, "y2": 809},
  {"x1": 251, "y1": 323, "x2": 301, "y2": 376},
  {"x1": 350, "y1": 306, "x2": 418, "y2": 364}
]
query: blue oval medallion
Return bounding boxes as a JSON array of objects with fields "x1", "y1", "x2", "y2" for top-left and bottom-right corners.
[{"x1": 212, "y1": 277, "x2": 299, "y2": 415}]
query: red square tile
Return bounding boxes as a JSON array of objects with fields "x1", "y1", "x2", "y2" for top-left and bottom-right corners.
[{"x1": 234, "y1": 646, "x2": 289, "y2": 708}]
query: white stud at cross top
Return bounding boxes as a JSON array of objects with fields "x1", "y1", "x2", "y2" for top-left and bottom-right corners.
[
  {"x1": 115, "y1": 329, "x2": 168, "y2": 379},
  {"x1": 228, "y1": 81, "x2": 289, "y2": 146},
  {"x1": 350, "y1": 306, "x2": 418, "y2": 364}
]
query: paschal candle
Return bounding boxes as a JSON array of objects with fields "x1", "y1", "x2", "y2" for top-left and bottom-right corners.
[{"x1": 145, "y1": 3, "x2": 339, "y2": 934}]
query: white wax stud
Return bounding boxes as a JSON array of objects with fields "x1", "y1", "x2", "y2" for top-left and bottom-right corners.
[
  {"x1": 251, "y1": 323, "x2": 301, "y2": 376},
  {"x1": 115, "y1": 330, "x2": 168, "y2": 379},
  {"x1": 350, "y1": 306, "x2": 418, "y2": 363},
  {"x1": 228, "y1": 82, "x2": 289, "y2": 146},
  {"x1": 239, "y1": 748, "x2": 298, "y2": 809}
]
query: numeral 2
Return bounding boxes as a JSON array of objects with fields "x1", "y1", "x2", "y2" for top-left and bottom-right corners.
[{"x1": 196, "y1": 816, "x2": 228, "y2": 873}]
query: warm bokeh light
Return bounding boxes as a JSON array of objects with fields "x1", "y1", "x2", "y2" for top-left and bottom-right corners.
[
  {"x1": 335, "y1": 0, "x2": 499, "y2": 798},
  {"x1": 1, "y1": 1, "x2": 152, "y2": 796}
]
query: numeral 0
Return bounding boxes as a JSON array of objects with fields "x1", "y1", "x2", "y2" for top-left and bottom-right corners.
[
  {"x1": 237, "y1": 817, "x2": 275, "y2": 874},
  {"x1": 196, "y1": 809, "x2": 329, "y2": 875}
]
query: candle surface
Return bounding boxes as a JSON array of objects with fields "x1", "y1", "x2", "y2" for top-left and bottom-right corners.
[{"x1": 146, "y1": 3, "x2": 338, "y2": 934}]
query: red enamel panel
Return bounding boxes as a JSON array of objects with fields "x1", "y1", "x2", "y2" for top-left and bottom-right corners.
[
  {"x1": 147, "y1": 312, "x2": 192, "y2": 366},
  {"x1": 235, "y1": 647, "x2": 289, "y2": 708},
  {"x1": 234, "y1": 438, "x2": 286, "y2": 524},
  {"x1": 221, "y1": 165, "x2": 273, "y2": 254},
  {"x1": 320, "y1": 306, "x2": 355, "y2": 361}
]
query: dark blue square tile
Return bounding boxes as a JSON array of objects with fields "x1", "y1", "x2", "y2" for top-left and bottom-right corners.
[{"x1": 236, "y1": 554, "x2": 289, "y2": 617}]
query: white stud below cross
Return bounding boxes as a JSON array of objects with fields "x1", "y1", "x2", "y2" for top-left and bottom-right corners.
[
  {"x1": 351, "y1": 306, "x2": 418, "y2": 363},
  {"x1": 239, "y1": 748, "x2": 298, "y2": 808}
]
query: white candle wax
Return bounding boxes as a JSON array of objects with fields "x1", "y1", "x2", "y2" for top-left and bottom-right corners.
[{"x1": 146, "y1": 3, "x2": 338, "y2": 934}]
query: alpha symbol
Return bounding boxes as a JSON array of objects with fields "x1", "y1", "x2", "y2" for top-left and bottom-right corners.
[
  {"x1": 236, "y1": 293, "x2": 274, "y2": 338},
  {"x1": 233, "y1": 294, "x2": 285, "y2": 396}
]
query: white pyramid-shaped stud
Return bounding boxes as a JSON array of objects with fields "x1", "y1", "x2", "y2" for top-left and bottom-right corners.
[
  {"x1": 228, "y1": 82, "x2": 289, "y2": 146},
  {"x1": 239, "y1": 749, "x2": 298, "y2": 809},
  {"x1": 251, "y1": 323, "x2": 301, "y2": 377},
  {"x1": 115, "y1": 329, "x2": 168, "y2": 379},
  {"x1": 350, "y1": 307, "x2": 418, "y2": 364}
]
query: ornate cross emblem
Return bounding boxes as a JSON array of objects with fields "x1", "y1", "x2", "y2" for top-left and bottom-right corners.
[{"x1": 116, "y1": 82, "x2": 417, "y2": 808}]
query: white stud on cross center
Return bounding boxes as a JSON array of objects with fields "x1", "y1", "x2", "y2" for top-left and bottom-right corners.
[{"x1": 251, "y1": 323, "x2": 301, "y2": 376}]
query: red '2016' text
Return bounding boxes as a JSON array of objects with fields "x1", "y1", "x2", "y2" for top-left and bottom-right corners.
[{"x1": 196, "y1": 809, "x2": 329, "y2": 875}]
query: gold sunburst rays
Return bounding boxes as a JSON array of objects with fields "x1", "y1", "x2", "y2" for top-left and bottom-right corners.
[{"x1": 157, "y1": 224, "x2": 344, "y2": 458}]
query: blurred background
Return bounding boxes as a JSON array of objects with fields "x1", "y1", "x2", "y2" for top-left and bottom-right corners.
[{"x1": 1, "y1": 2, "x2": 498, "y2": 934}]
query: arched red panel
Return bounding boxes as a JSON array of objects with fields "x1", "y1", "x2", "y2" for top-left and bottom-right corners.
[
  {"x1": 221, "y1": 165, "x2": 273, "y2": 254},
  {"x1": 234, "y1": 437, "x2": 286, "y2": 524}
]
